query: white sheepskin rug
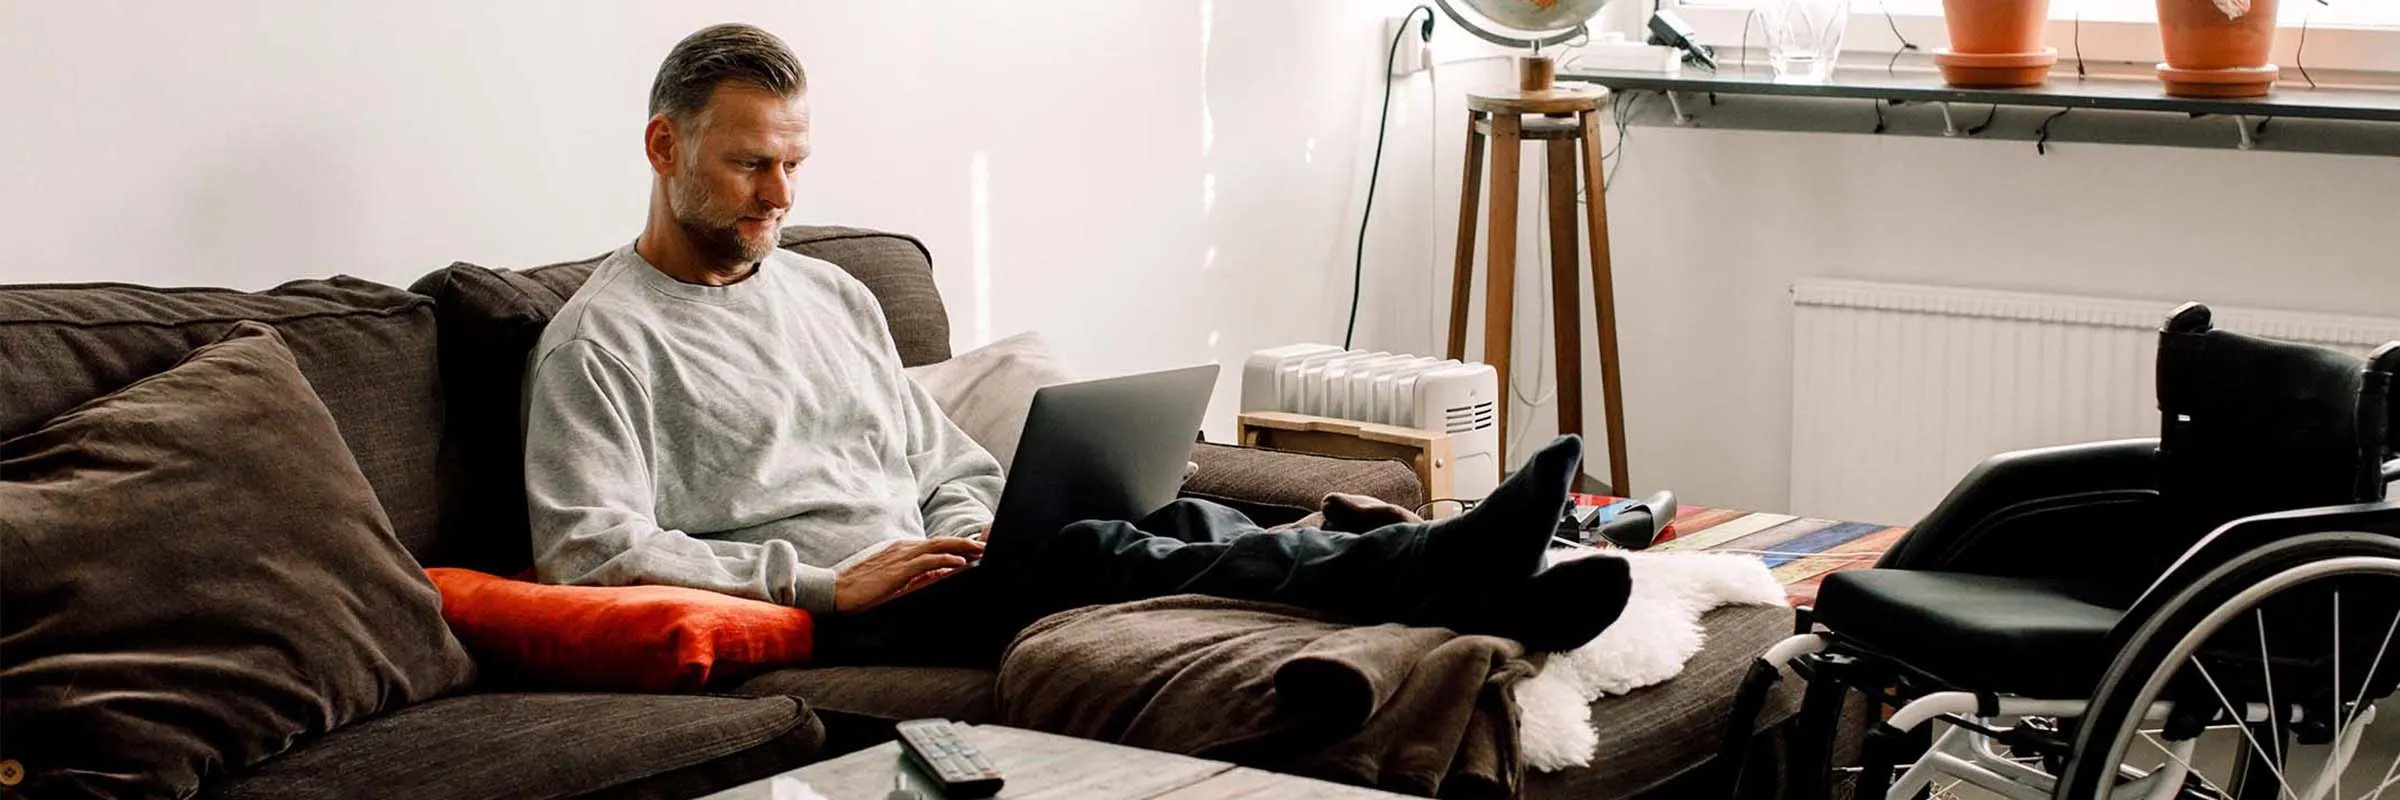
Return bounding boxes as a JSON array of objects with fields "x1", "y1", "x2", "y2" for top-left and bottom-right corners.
[{"x1": 1513, "y1": 547, "x2": 1788, "y2": 772}]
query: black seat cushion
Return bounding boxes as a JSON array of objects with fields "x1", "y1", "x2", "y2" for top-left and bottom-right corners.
[
  {"x1": 203, "y1": 692, "x2": 823, "y2": 800},
  {"x1": 1815, "y1": 570, "x2": 2123, "y2": 699}
]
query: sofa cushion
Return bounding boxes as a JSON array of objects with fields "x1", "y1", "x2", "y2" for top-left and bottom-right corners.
[
  {"x1": 427, "y1": 567, "x2": 815, "y2": 693},
  {"x1": 735, "y1": 666, "x2": 998, "y2": 725},
  {"x1": 0, "y1": 276, "x2": 450, "y2": 559},
  {"x1": 0, "y1": 323, "x2": 476, "y2": 800},
  {"x1": 202, "y1": 692, "x2": 824, "y2": 800},
  {"x1": 409, "y1": 225, "x2": 949, "y2": 575},
  {"x1": 1183, "y1": 443, "x2": 1426, "y2": 527},
  {"x1": 1522, "y1": 604, "x2": 1803, "y2": 800},
  {"x1": 904, "y1": 331, "x2": 1075, "y2": 471}
]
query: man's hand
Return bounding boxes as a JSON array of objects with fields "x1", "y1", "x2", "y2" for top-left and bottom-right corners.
[{"x1": 833, "y1": 537, "x2": 985, "y2": 613}]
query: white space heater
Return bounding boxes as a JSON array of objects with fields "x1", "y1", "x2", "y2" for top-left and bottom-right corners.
[{"x1": 1240, "y1": 344, "x2": 1502, "y2": 501}]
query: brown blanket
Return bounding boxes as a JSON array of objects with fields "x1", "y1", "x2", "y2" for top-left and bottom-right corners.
[{"x1": 995, "y1": 594, "x2": 1537, "y2": 798}]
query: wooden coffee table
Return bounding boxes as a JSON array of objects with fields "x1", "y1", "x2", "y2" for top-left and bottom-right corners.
[{"x1": 699, "y1": 724, "x2": 1409, "y2": 799}]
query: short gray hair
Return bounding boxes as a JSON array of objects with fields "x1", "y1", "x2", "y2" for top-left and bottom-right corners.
[{"x1": 648, "y1": 23, "x2": 806, "y2": 125}]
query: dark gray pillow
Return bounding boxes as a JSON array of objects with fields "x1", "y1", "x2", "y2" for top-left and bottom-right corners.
[{"x1": 0, "y1": 322, "x2": 476, "y2": 799}]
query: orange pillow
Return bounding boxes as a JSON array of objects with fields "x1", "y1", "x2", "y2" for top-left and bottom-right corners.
[{"x1": 426, "y1": 568, "x2": 813, "y2": 693}]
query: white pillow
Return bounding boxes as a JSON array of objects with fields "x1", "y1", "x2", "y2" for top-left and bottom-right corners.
[{"x1": 905, "y1": 332, "x2": 1074, "y2": 472}]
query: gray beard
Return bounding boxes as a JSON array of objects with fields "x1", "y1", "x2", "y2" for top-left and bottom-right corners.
[{"x1": 671, "y1": 182, "x2": 774, "y2": 266}]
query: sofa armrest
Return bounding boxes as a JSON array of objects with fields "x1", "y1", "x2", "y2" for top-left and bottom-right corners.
[{"x1": 1182, "y1": 442, "x2": 1425, "y2": 528}]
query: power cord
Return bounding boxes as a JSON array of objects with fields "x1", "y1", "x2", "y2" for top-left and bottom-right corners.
[
  {"x1": 2297, "y1": 0, "x2": 2326, "y2": 90},
  {"x1": 1344, "y1": 4, "x2": 1435, "y2": 351},
  {"x1": 2035, "y1": 107, "x2": 2071, "y2": 154},
  {"x1": 1966, "y1": 104, "x2": 2000, "y2": 136},
  {"x1": 1879, "y1": 0, "x2": 1919, "y2": 75},
  {"x1": 1605, "y1": 92, "x2": 1635, "y2": 191},
  {"x1": 1425, "y1": 60, "x2": 1444, "y2": 356},
  {"x1": 2072, "y1": 6, "x2": 2087, "y2": 79},
  {"x1": 1506, "y1": 163, "x2": 1562, "y2": 460},
  {"x1": 1417, "y1": 497, "x2": 1480, "y2": 516}
]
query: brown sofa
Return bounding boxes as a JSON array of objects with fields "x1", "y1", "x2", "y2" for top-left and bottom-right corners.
[{"x1": 0, "y1": 225, "x2": 1798, "y2": 798}]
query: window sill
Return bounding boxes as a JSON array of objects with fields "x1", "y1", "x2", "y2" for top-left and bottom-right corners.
[
  {"x1": 1560, "y1": 64, "x2": 2400, "y2": 156},
  {"x1": 1653, "y1": 6, "x2": 2400, "y2": 76}
]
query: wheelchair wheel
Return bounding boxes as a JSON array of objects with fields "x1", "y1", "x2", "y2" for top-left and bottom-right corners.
[{"x1": 2057, "y1": 532, "x2": 2400, "y2": 800}]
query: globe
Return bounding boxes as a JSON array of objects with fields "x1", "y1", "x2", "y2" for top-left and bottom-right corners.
[
  {"x1": 1452, "y1": 0, "x2": 1612, "y2": 35},
  {"x1": 1436, "y1": 0, "x2": 1612, "y2": 52}
]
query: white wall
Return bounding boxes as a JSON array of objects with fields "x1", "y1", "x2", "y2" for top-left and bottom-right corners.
[
  {"x1": 6, "y1": 1, "x2": 2395, "y2": 513},
  {"x1": 1584, "y1": 129, "x2": 2400, "y2": 514},
  {"x1": 0, "y1": 0, "x2": 1443, "y2": 442}
]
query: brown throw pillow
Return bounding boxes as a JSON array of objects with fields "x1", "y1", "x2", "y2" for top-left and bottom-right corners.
[{"x1": 0, "y1": 322, "x2": 476, "y2": 799}]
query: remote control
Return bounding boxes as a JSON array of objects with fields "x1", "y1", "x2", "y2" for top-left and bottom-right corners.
[{"x1": 895, "y1": 719, "x2": 1004, "y2": 798}]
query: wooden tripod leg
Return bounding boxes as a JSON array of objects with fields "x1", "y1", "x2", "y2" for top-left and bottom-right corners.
[
  {"x1": 1577, "y1": 106, "x2": 1630, "y2": 494},
  {"x1": 1545, "y1": 136, "x2": 1584, "y2": 447},
  {"x1": 1447, "y1": 110, "x2": 1487, "y2": 362},
  {"x1": 1484, "y1": 113, "x2": 1521, "y2": 451}
]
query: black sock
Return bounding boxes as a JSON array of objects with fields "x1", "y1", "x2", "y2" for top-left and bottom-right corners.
[
  {"x1": 1469, "y1": 554, "x2": 1633, "y2": 652},
  {"x1": 1418, "y1": 434, "x2": 1582, "y2": 589}
]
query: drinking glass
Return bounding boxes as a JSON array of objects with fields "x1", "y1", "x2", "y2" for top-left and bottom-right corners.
[{"x1": 1761, "y1": 0, "x2": 1851, "y2": 83}]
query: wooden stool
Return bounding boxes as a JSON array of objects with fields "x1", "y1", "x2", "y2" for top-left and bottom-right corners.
[{"x1": 1446, "y1": 84, "x2": 1632, "y2": 494}]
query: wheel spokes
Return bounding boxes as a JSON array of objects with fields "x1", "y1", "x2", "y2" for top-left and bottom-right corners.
[
  {"x1": 2195, "y1": 658, "x2": 2299, "y2": 800},
  {"x1": 2141, "y1": 728, "x2": 2228, "y2": 798},
  {"x1": 2345, "y1": 607, "x2": 2400, "y2": 800},
  {"x1": 2344, "y1": 607, "x2": 2400, "y2": 749},
  {"x1": 2260, "y1": 609, "x2": 2290, "y2": 793},
  {"x1": 2360, "y1": 747, "x2": 2400, "y2": 800}
]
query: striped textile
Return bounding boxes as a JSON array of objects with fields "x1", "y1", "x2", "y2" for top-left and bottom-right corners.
[{"x1": 1574, "y1": 495, "x2": 1908, "y2": 606}]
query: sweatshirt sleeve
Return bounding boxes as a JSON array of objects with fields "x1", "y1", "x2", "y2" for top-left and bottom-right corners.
[
  {"x1": 901, "y1": 373, "x2": 1004, "y2": 540},
  {"x1": 522, "y1": 339, "x2": 841, "y2": 612}
]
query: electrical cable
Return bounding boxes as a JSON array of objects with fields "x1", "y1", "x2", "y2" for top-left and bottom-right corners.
[
  {"x1": 2035, "y1": 107, "x2": 2071, "y2": 154},
  {"x1": 2297, "y1": 0, "x2": 2323, "y2": 90},
  {"x1": 2071, "y1": 14, "x2": 2086, "y2": 79},
  {"x1": 1344, "y1": 4, "x2": 1434, "y2": 351},
  {"x1": 1417, "y1": 498, "x2": 1479, "y2": 516},
  {"x1": 1966, "y1": 104, "x2": 2000, "y2": 136},
  {"x1": 1880, "y1": 0, "x2": 1919, "y2": 75},
  {"x1": 1605, "y1": 93, "x2": 1635, "y2": 191},
  {"x1": 1505, "y1": 163, "x2": 1560, "y2": 460},
  {"x1": 1426, "y1": 60, "x2": 1444, "y2": 356}
]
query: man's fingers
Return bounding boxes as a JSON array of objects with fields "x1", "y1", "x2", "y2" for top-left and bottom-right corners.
[
  {"x1": 902, "y1": 567, "x2": 958, "y2": 592},
  {"x1": 908, "y1": 554, "x2": 970, "y2": 574},
  {"x1": 910, "y1": 537, "x2": 986, "y2": 557}
]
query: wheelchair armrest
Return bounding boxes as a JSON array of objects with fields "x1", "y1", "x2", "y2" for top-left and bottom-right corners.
[
  {"x1": 2119, "y1": 499, "x2": 2400, "y2": 636},
  {"x1": 1878, "y1": 438, "x2": 2160, "y2": 572}
]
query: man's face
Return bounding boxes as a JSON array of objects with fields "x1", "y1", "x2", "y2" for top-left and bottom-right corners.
[{"x1": 664, "y1": 84, "x2": 811, "y2": 267}]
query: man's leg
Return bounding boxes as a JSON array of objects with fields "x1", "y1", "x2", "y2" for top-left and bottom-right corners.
[
  {"x1": 998, "y1": 435, "x2": 1633, "y2": 652},
  {"x1": 816, "y1": 435, "x2": 1629, "y2": 665}
]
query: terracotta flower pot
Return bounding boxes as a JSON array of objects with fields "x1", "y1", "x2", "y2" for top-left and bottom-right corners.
[
  {"x1": 1936, "y1": 0, "x2": 2056, "y2": 87},
  {"x1": 1943, "y1": 0, "x2": 2051, "y2": 53},
  {"x1": 2156, "y1": 0, "x2": 2281, "y2": 97}
]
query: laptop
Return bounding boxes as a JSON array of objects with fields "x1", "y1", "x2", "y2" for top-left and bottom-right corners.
[{"x1": 984, "y1": 363, "x2": 1221, "y2": 542}]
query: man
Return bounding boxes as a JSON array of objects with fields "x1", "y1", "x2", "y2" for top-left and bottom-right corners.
[{"x1": 523, "y1": 23, "x2": 1630, "y2": 668}]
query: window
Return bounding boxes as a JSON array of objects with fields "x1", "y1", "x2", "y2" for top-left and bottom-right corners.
[{"x1": 1655, "y1": 0, "x2": 2400, "y2": 75}]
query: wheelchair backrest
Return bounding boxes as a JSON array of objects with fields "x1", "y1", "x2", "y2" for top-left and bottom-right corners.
[{"x1": 2153, "y1": 303, "x2": 2392, "y2": 551}]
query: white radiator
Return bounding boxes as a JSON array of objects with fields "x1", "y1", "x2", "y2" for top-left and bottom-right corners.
[{"x1": 1789, "y1": 278, "x2": 2400, "y2": 526}]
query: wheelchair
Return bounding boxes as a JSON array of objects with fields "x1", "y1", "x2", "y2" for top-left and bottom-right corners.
[{"x1": 1719, "y1": 303, "x2": 2400, "y2": 800}]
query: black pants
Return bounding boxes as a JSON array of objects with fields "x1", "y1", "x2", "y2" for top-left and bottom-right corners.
[{"x1": 813, "y1": 499, "x2": 1453, "y2": 669}]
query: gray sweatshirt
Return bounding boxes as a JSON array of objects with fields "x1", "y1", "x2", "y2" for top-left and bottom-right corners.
[{"x1": 521, "y1": 244, "x2": 1003, "y2": 613}]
